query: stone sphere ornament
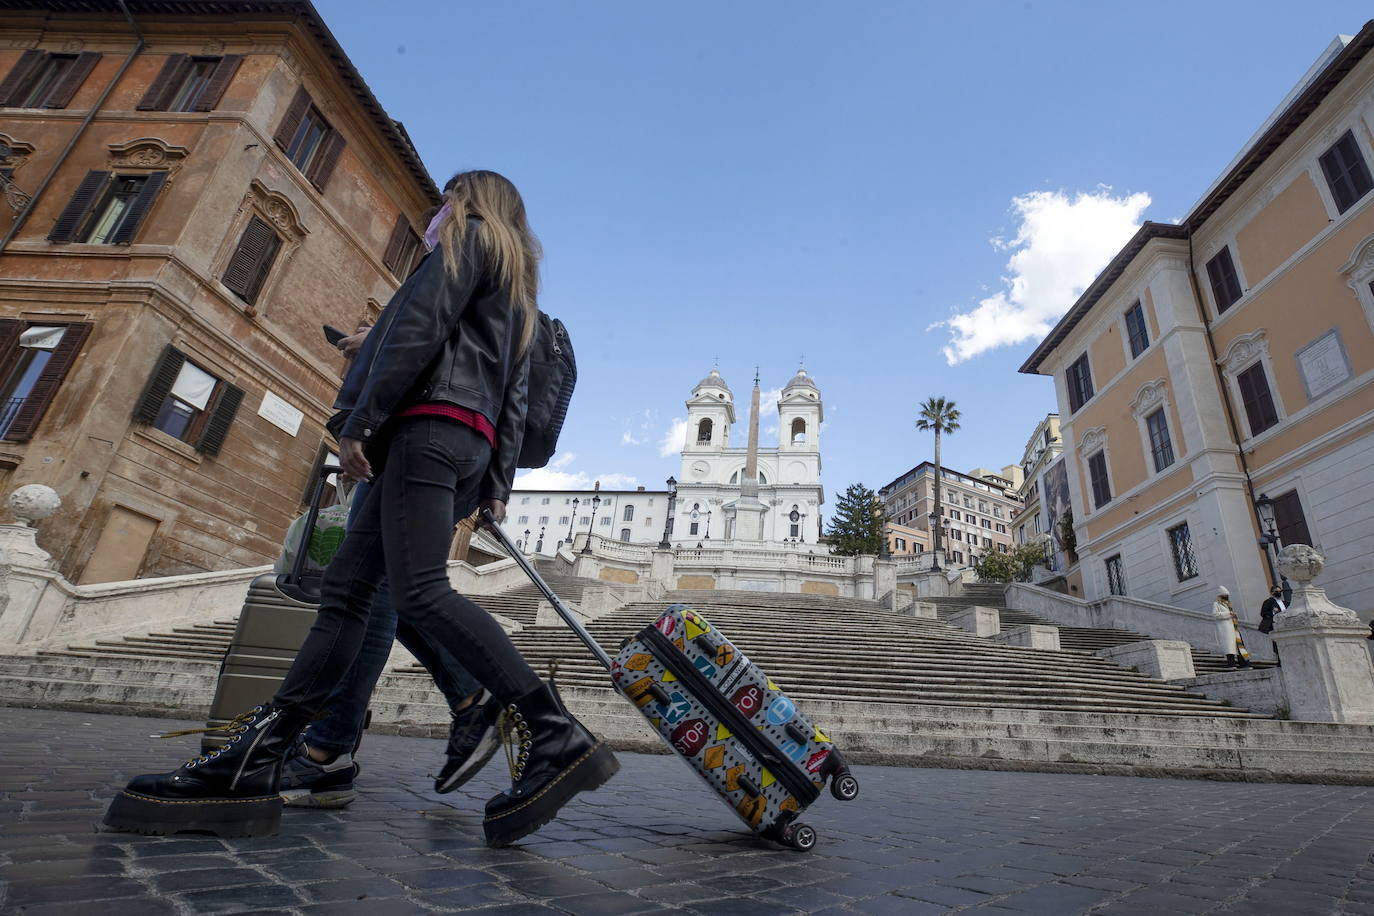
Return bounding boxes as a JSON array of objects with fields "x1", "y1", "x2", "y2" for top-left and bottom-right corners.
[
  {"x1": 1276, "y1": 543, "x2": 1324, "y2": 584},
  {"x1": 7, "y1": 484, "x2": 60, "y2": 526}
]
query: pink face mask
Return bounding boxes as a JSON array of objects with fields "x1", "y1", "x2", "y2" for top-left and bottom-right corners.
[{"x1": 424, "y1": 200, "x2": 453, "y2": 251}]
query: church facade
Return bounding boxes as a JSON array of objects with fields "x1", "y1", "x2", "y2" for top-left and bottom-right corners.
[{"x1": 502, "y1": 367, "x2": 827, "y2": 554}]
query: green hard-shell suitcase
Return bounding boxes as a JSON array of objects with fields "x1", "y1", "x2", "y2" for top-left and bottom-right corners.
[{"x1": 200, "y1": 465, "x2": 341, "y2": 750}]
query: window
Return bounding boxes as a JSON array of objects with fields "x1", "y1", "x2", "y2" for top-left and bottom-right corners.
[
  {"x1": 599, "y1": 517, "x2": 610, "y2": 526},
  {"x1": 538, "y1": 515, "x2": 549, "y2": 525},
  {"x1": 221, "y1": 216, "x2": 283, "y2": 306},
  {"x1": 895, "y1": 537, "x2": 906, "y2": 551},
  {"x1": 138, "y1": 54, "x2": 242, "y2": 112},
  {"x1": 1125, "y1": 302, "x2": 1150, "y2": 358},
  {"x1": 517, "y1": 515, "x2": 528, "y2": 524},
  {"x1": 620, "y1": 528, "x2": 631, "y2": 541},
  {"x1": 0, "y1": 321, "x2": 92, "y2": 442},
  {"x1": 982, "y1": 536, "x2": 992, "y2": 549},
  {"x1": 978, "y1": 501, "x2": 988, "y2": 513},
  {"x1": 1272, "y1": 490, "x2": 1313, "y2": 548},
  {"x1": 790, "y1": 418, "x2": 806, "y2": 443},
  {"x1": 995, "y1": 523, "x2": 1006, "y2": 534},
  {"x1": 1140, "y1": 408, "x2": 1173, "y2": 472},
  {"x1": 1319, "y1": 130, "x2": 1374, "y2": 214},
  {"x1": 1237, "y1": 363, "x2": 1279, "y2": 436},
  {"x1": 559, "y1": 516, "x2": 569, "y2": 525},
  {"x1": 382, "y1": 214, "x2": 423, "y2": 279},
  {"x1": 790, "y1": 524, "x2": 800, "y2": 538},
  {"x1": 1088, "y1": 451, "x2": 1111, "y2": 508},
  {"x1": 696, "y1": 418, "x2": 713, "y2": 444},
  {"x1": 950, "y1": 529, "x2": 962, "y2": 542},
  {"x1": 690, "y1": 522, "x2": 699, "y2": 536},
  {"x1": 1205, "y1": 248, "x2": 1243, "y2": 314},
  {"x1": 623, "y1": 505, "x2": 634, "y2": 522},
  {"x1": 1066, "y1": 353, "x2": 1094, "y2": 412},
  {"x1": 48, "y1": 171, "x2": 168, "y2": 244},
  {"x1": 1105, "y1": 555, "x2": 1127, "y2": 596},
  {"x1": 951, "y1": 551, "x2": 963, "y2": 564},
  {"x1": 272, "y1": 88, "x2": 346, "y2": 191},
  {"x1": 1167, "y1": 523, "x2": 1198, "y2": 581},
  {"x1": 950, "y1": 510, "x2": 960, "y2": 521},
  {"x1": 993, "y1": 506, "x2": 1003, "y2": 519},
  {"x1": 0, "y1": 50, "x2": 100, "y2": 109},
  {"x1": 963, "y1": 495, "x2": 973, "y2": 508},
  {"x1": 541, "y1": 497, "x2": 550, "y2": 505},
  {"x1": 981, "y1": 519, "x2": 992, "y2": 529},
  {"x1": 520, "y1": 497, "x2": 529, "y2": 505},
  {"x1": 132, "y1": 345, "x2": 243, "y2": 456}
]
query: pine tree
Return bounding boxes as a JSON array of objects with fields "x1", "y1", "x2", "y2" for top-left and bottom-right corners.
[{"x1": 826, "y1": 483, "x2": 885, "y2": 556}]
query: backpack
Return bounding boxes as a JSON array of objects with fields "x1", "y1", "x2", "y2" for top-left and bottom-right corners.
[{"x1": 517, "y1": 311, "x2": 576, "y2": 468}]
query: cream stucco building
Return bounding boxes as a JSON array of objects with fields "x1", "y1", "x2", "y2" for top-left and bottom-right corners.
[{"x1": 1021, "y1": 26, "x2": 1374, "y2": 620}]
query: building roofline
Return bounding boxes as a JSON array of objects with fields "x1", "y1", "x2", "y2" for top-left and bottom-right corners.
[
  {"x1": 879, "y1": 461, "x2": 1021, "y2": 497},
  {"x1": 2, "y1": 0, "x2": 440, "y2": 207},
  {"x1": 1019, "y1": 19, "x2": 1374, "y2": 376}
]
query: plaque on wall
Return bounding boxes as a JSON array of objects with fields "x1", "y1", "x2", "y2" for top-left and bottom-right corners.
[
  {"x1": 258, "y1": 390, "x2": 304, "y2": 436},
  {"x1": 1295, "y1": 329, "x2": 1352, "y2": 402}
]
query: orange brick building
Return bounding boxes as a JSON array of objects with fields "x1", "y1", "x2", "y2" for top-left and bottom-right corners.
[{"x1": 0, "y1": 0, "x2": 437, "y2": 582}]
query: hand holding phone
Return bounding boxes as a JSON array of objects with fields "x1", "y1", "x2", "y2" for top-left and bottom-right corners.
[{"x1": 323, "y1": 324, "x2": 347, "y2": 346}]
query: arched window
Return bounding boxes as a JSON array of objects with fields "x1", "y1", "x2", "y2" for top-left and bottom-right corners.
[
  {"x1": 620, "y1": 528, "x2": 631, "y2": 541},
  {"x1": 696, "y1": 418, "x2": 713, "y2": 444},
  {"x1": 791, "y1": 418, "x2": 806, "y2": 443},
  {"x1": 623, "y1": 504, "x2": 634, "y2": 522}
]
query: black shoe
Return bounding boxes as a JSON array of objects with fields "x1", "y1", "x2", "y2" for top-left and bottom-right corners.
[
  {"x1": 1225, "y1": 654, "x2": 1238, "y2": 668},
  {"x1": 103, "y1": 705, "x2": 308, "y2": 838},
  {"x1": 483, "y1": 681, "x2": 619, "y2": 847},
  {"x1": 280, "y1": 739, "x2": 359, "y2": 809},
  {"x1": 435, "y1": 690, "x2": 502, "y2": 794}
]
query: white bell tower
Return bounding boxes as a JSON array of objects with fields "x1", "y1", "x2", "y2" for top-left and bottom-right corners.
[
  {"x1": 680, "y1": 369, "x2": 734, "y2": 485},
  {"x1": 778, "y1": 368, "x2": 823, "y2": 479}
]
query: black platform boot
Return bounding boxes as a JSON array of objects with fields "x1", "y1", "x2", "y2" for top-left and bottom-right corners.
[
  {"x1": 483, "y1": 681, "x2": 619, "y2": 847},
  {"x1": 103, "y1": 705, "x2": 309, "y2": 838},
  {"x1": 1225, "y1": 654, "x2": 1238, "y2": 668}
]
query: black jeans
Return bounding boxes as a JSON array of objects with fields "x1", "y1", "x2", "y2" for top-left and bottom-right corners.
[{"x1": 273, "y1": 417, "x2": 542, "y2": 717}]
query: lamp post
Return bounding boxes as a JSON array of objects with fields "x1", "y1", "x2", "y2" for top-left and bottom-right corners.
[
  {"x1": 536, "y1": 526, "x2": 545, "y2": 554},
  {"x1": 567, "y1": 496, "x2": 579, "y2": 543},
  {"x1": 581, "y1": 484, "x2": 601, "y2": 555},
  {"x1": 658, "y1": 476, "x2": 677, "y2": 549},
  {"x1": 928, "y1": 512, "x2": 941, "y2": 572},
  {"x1": 705, "y1": 508, "x2": 712, "y2": 540},
  {"x1": 522, "y1": 528, "x2": 531, "y2": 554},
  {"x1": 1254, "y1": 492, "x2": 1280, "y2": 584}
]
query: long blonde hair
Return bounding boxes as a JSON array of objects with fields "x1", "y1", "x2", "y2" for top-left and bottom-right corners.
[{"x1": 437, "y1": 170, "x2": 541, "y2": 355}]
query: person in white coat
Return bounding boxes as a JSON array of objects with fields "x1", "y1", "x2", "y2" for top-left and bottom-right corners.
[{"x1": 1213, "y1": 586, "x2": 1251, "y2": 668}]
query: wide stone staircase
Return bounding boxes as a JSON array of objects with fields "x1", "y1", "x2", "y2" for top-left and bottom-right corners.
[
  {"x1": 936, "y1": 583, "x2": 1277, "y2": 674},
  {"x1": 4, "y1": 567, "x2": 1374, "y2": 783}
]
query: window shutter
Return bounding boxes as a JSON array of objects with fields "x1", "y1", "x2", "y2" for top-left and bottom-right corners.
[
  {"x1": 194, "y1": 54, "x2": 242, "y2": 111},
  {"x1": 306, "y1": 129, "x2": 345, "y2": 191},
  {"x1": 43, "y1": 52, "x2": 100, "y2": 108},
  {"x1": 132, "y1": 344, "x2": 186, "y2": 424},
  {"x1": 273, "y1": 86, "x2": 311, "y2": 150},
  {"x1": 109, "y1": 171, "x2": 167, "y2": 244},
  {"x1": 0, "y1": 50, "x2": 45, "y2": 106},
  {"x1": 195, "y1": 381, "x2": 244, "y2": 457},
  {"x1": 222, "y1": 216, "x2": 280, "y2": 303},
  {"x1": 48, "y1": 170, "x2": 110, "y2": 242},
  {"x1": 4, "y1": 322, "x2": 91, "y2": 442},
  {"x1": 137, "y1": 53, "x2": 189, "y2": 110},
  {"x1": 0, "y1": 318, "x2": 21, "y2": 357},
  {"x1": 381, "y1": 214, "x2": 410, "y2": 273}
]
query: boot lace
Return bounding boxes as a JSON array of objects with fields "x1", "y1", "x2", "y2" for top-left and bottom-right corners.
[
  {"x1": 500, "y1": 660, "x2": 560, "y2": 782},
  {"x1": 153, "y1": 706, "x2": 267, "y2": 768}
]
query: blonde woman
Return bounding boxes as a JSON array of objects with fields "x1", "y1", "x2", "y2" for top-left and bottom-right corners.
[
  {"x1": 1212, "y1": 586, "x2": 1251, "y2": 669},
  {"x1": 105, "y1": 171, "x2": 618, "y2": 846}
]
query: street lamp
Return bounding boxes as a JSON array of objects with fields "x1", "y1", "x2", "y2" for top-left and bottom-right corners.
[
  {"x1": 1254, "y1": 492, "x2": 1280, "y2": 585},
  {"x1": 658, "y1": 476, "x2": 677, "y2": 549},
  {"x1": 522, "y1": 528, "x2": 531, "y2": 554},
  {"x1": 928, "y1": 512, "x2": 941, "y2": 572},
  {"x1": 581, "y1": 483, "x2": 601, "y2": 555},
  {"x1": 705, "y1": 508, "x2": 712, "y2": 540},
  {"x1": 536, "y1": 526, "x2": 545, "y2": 554},
  {"x1": 567, "y1": 496, "x2": 579, "y2": 543}
]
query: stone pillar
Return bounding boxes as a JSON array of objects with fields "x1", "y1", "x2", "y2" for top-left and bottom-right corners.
[
  {"x1": 1096, "y1": 640, "x2": 1196, "y2": 680},
  {"x1": 873, "y1": 558, "x2": 896, "y2": 603},
  {"x1": 1271, "y1": 545, "x2": 1374, "y2": 724},
  {"x1": 650, "y1": 548, "x2": 675, "y2": 589},
  {"x1": 0, "y1": 485, "x2": 62, "y2": 649},
  {"x1": 948, "y1": 606, "x2": 1000, "y2": 638}
]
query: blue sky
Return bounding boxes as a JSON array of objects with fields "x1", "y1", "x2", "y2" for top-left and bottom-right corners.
[{"x1": 320, "y1": 1, "x2": 1370, "y2": 509}]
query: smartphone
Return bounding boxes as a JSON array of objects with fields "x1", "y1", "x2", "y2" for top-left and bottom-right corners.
[{"x1": 323, "y1": 324, "x2": 347, "y2": 346}]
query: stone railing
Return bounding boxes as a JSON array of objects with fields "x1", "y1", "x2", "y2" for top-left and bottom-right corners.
[{"x1": 1003, "y1": 582, "x2": 1275, "y2": 661}]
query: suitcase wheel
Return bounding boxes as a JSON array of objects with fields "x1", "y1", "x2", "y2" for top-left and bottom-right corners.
[
  {"x1": 831, "y1": 772, "x2": 860, "y2": 802},
  {"x1": 780, "y1": 821, "x2": 818, "y2": 852}
]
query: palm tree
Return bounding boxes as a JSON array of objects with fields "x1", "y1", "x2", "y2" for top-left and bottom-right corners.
[{"x1": 915, "y1": 397, "x2": 961, "y2": 564}]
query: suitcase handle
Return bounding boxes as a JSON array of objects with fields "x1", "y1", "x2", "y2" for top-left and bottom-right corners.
[
  {"x1": 286, "y1": 464, "x2": 344, "y2": 588},
  {"x1": 480, "y1": 507, "x2": 613, "y2": 671}
]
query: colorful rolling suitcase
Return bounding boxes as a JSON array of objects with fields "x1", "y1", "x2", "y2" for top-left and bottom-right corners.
[
  {"x1": 201, "y1": 464, "x2": 341, "y2": 749},
  {"x1": 484, "y1": 510, "x2": 859, "y2": 851}
]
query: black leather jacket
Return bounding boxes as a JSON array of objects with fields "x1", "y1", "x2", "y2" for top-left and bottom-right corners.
[{"x1": 336, "y1": 218, "x2": 530, "y2": 503}]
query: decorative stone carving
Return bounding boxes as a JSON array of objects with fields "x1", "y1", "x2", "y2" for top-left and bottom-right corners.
[
  {"x1": 107, "y1": 138, "x2": 191, "y2": 178},
  {"x1": 1076, "y1": 425, "x2": 1107, "y2": 455},
  {"x1": 0, "y1": 133, "x2": 35, "y2": 169},
  {"x1": 1129, "y1": 378, "x2": 1168, "y2": 416},
  {"x1": 202, "y1": 39, "x2": 226, "y2": 54},
  {"x1": 8, "y1": 485, "x2": 60, "y2": 527},
  {"x1": 245, "y1": 180, "x2": 308, "y2": 241},
  {"x1": 61, "y1": 38, "x2": 84, "y2": 53},
  {"x1": 1219, "y1": 328, "x2": 1269, "y2": 375},
  {"x1": 1340, "y1": 233, "x2": 1374, "y2": 281}
]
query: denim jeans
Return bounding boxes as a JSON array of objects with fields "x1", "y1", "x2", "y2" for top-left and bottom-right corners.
[
  {"x1": 273, "y1": 417, "x2": 541, "y2": 722},
  {"x1": 301, "y1": 480, "x2": 483, "y2": 755}
]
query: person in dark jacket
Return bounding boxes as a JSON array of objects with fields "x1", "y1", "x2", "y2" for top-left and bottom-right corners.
[
  {"x1": 1260, "y1": 583, "x2": 1285, "y2": 665},
  {"x1": 104, "y1": 170, "x2": 618, "y2": 847}
]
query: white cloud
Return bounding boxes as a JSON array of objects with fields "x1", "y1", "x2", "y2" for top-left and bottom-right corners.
[
  {"x1": 621, "y1": 429, "x2": 642, "y2": 446},
  {"x1": 659, "y1": 417, "x2": 687, "y2": 456},
  {"x1": 513, "y1": 454, "x2": 639, "y2": 492},
  {"x1": 935, "y1": 188, "x2": 1152, "y2": 365}
]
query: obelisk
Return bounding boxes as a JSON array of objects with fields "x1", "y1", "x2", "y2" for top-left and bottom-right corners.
[{"x1": 733, "y1": 369, "x2": 768, "y2": 540}]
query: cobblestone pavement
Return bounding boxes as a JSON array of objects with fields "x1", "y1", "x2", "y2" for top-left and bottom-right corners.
[{"x1": 4, "y1": 707, "x2": 1374, "y2": 915}]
